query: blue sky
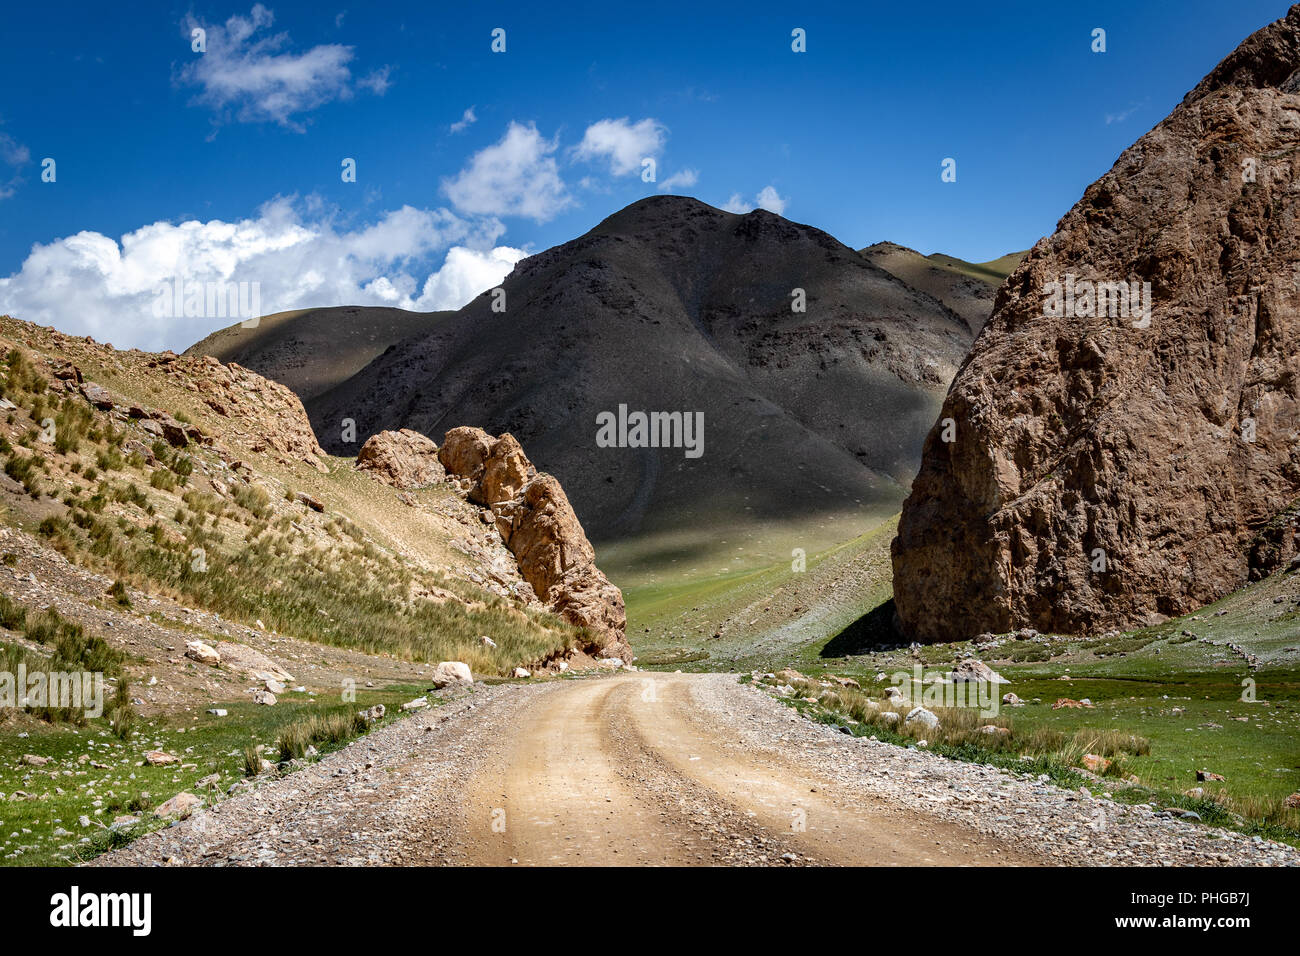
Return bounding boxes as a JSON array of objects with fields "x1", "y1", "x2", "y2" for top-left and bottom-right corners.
[{"x1": 0, "y1": 1, "x2": 1289, "y2": 349}]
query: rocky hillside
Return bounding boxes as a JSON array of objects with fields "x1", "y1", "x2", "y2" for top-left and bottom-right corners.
[
  {"x1": 0, "y1": 315, "x2": 625, "y2": 679},
  {"x1": 892, "y1": 5, "x2": 1300, "y2": 641},
  {"x1": 190, "y1": 197, "x2": 975, "y2": 549}
]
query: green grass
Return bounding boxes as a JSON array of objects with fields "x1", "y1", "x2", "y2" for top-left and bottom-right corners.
[
  {"x1": 624, "y1": 517, "x2": 897, "y2": 672},
  {"x1": 0, "y1": 682, "x2": 426, "y2": 865},
  {"x1": 758, "y1": 667, "x2": 1300, "y2": 846}
]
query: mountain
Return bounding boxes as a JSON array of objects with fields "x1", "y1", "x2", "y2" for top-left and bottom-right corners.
[
  {"x1": 891, "y1": 6, "x2": 1300, "y2": 642},
  {"x1": 860, "y1": 242, "x2": 1025, "y2": 334},
  {"x1": 191, "y1": 197, "x2": 976, "y2": 564},
  {"x1": 185, "y1": 306, "x2": 451, "y2": 404}
]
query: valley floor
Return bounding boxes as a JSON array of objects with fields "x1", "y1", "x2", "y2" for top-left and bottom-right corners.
[{"x1": 94, "y1": 672, "x2": 1299, "y2": 867}]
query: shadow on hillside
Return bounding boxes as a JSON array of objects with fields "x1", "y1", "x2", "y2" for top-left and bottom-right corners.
[{"x1": 820, "y1": 599, "x2": 899, "y2": 658}]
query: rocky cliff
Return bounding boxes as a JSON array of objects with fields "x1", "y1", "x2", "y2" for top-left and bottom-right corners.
[
  {"x1": 892, "y1": 6, "x2": 1300, "y2": 641},
  {"x1": 436, "y1": 426, "x2": 631, "y2": 662}
]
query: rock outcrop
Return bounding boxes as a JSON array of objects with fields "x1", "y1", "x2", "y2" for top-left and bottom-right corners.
[
  {"x1": 892, "y1": 6, "x2": 1300, "y2": 641},
  {"x1": 356, "y1": 428, "x2": 446, "y2": 488},
  {"x1": 439, "y1": 426, "x2": 631, "y2": 662},
  {"x1": 178, "y1": 353, "x2": 328, "y2": 472}
]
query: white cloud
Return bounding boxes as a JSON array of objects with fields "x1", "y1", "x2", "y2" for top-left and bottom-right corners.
[
  {"x1": 0, "y1": 130, "x2": 29, "y2": 200},
  {"x1": 356, "y1": 66, "x2": 391, "y2": 95},
  {"x1": 442, "y1": 122, "x2": 571, "y2": 222},
  {"x1": 0, "y1": 133, "x2": 28, "y2": 167},
  {"x1": 573, "y1": 117, "x2": 666, "y2": 176},
  {"x1": 0, "y1": 198, "x2": 525, "y2": 351},
  {"x1": 1104, "y1": 101, "x2": 1146, "y2": 125},
  {"x1": 657, "y1": 168, "x2": 698, "y2": 193},
  {"x1": 178, "y1": 5, "x2": 387, "y2": 130},
  {"x1": 412, "y1": 246, "x2": 524, "y2": 311},
  {"x1": 722, "y1": 185, "x2": 788, "y2": 216},
  {"x1": 450, "y1": 106, "x2": 477, "y2": 133}
]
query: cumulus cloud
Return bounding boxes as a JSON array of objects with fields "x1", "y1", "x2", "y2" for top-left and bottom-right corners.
[
  {"x1": 722, "y1": 185, "x2": 788, "y2": 215},
  {"x1": 573, "y1": 117, "x2": 667, "y2": 176},
  {"x1": 0, "y1": 198, "x2": 525, "y2": 351},
  {"x1": 450, "y1": 106, "x2": 477, "y2": 133},
  {"x1": 178, "y1": 5, "x2": 387, "y2": 130},
  {"x1": 657, "y1": 168, "x2": 698, "y2": 193},
  {"x1": 442, "y1": 122, "x2": 571, "y2": 222}
]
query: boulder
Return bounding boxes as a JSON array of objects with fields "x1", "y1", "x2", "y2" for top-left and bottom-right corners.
[
  {"x1": 1081, "y1": 754, "x2": 1111, "y2": 774},
  {"x1": 904, "y1": 706, "x2": 940, "y2": 730},
  {"x1": 473, "y1": 433, "x2": 534, "y2": 505},
  {"x1": 513, "y1": 667, "x2": 531, "y2": 678},
  {"x1": 212, "y1": 642, "x2": 293, "y2": 683},
  {"x1": 79, "y1": 382, "x2": 114, "y2": 410},
  {"x1": 252, "y1": 689, "x2": 277, "y2": 706},
  {"x1": 20, "y1": 754, "x2": 49, "y2": 767},
  {"x1": 438, "y1": 426, "x2": 495, "y2": 482},
  {"x1": 144, "y1": 750, "x2": 178, "y2": 766},
  {"x1": 356, "y1": 428, "x2": 447, "y2": 489},
  {"x1": 1002, "y1": 692, "x2": 1023, "y2": 706},
  {"x1": 431, "y1": 661, "x2": 473, "y2": 688},
  {"x1": 1196, "y1": 769, "x2": 1226, "y2": 782},
  {"x1": 153, "y1": 792, "x2": 202, "y2": 819},
  {"x1": 950, "y1": 659, "x2": 1008, "y2": 684},
  {"x1": 1052, "y1": 697, "x2": 1093, "y2": 710},
  {"x1": 184, "y1": 640, "x2": 221, "y2": 666}
]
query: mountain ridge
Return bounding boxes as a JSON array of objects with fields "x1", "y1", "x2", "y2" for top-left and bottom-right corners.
[{"x1": 189, "y1": 196, "x2": 986, "y2": 561}]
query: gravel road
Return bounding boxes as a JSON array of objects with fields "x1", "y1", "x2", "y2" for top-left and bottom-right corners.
[{"x1": 95, "y1": 673, "x2": 1300, "y2": 866}]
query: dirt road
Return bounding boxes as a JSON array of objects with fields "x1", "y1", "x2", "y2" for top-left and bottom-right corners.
[
  {"x1": 460, "y1": 673, "x2": 1033, "y2": 865},
  {"x1": 96, "y1": 672, "x2": 1300, "y2": 867}
]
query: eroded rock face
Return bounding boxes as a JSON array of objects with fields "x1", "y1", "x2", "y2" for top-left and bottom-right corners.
[
  {"x1": 438, "y1": 426, "x2": 494, "y2": 482},
  {"x1": 892, "y1": 6, "x2": 1300, "y2": 642},
  {"x1": 356, "y1": 428, "x2": 446, "y2": 488},
  {"x1": 172, "y1": 352, "x2": 327, "y2": 472},
  {"x1": 441, "y1": 427, "x2": 631, "y2": 662}
]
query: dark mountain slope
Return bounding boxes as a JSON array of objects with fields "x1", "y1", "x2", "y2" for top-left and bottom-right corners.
[
  {"x1": 194, "y1": 197, "x2": 974, "y2": 546},
  {"x1": 185, "y1": 306, "x2": 450, "y2": 403}
]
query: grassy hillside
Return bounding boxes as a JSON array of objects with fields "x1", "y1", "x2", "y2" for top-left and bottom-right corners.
[
  {"x1": 0, "y1": 315, "x2": 583, "y2": 865},
  {"x1": 625, "y1": 515, "x2": 896, "y2": 672}
]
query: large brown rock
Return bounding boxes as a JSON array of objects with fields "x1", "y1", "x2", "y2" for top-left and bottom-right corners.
[
  {"x1": 474, "y1": 433, "x2": 534, "y2": 506},
  {"x1": 356, "y1": 428, "x2": 446, "y2": 488},
  {"x1": 438, "y1": 426, "x2": 495, "y2": 482},
  {"x1": 892, "y1": 6, "x2": 1300, "y2": 641},
  {"x1": 441, "y1": 427, "x2": 630, "y2": 662}
]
